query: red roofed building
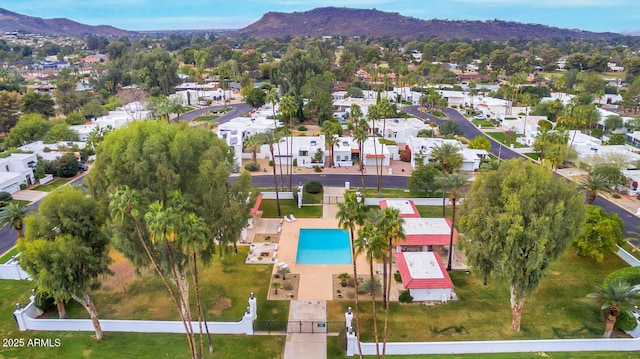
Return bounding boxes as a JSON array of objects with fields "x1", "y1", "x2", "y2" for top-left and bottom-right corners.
[
  {"x1": 395, "y1": 218, "x2": 457, "y2": 252},
  {"x1": 395, "y1": 251, "x2": 455, "y2": 302}
]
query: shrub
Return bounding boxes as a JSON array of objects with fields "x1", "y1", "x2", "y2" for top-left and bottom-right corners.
[
  {"x1": 244, "y1": 161, "x2": 260, "y2": 172},
  {"x1": 615, "y1": 310, "x2": 638, "y2": 331},
  {"x1": 283, "y1": 282, "x2": 293, "y2": 291},
  {"x1": 394, "y1": 272, "x2": 402, "y2": 283},
  {"x1": 0, "y1": 192, "x2": 12, "y2": 201},
  {"x1": 43, "y1": 147, "x2": 51, "y2": 153},
  {"x1": 19, "y1": 183, "x2": 27, "y2": 190},
  {"x1": 304, "y1": 181, "x2": 323, "y2": 194},
  {"x1": 52, "y1": 152, "x2": 79, "y2": 178},
  {"x1": 612, "y1": 193, "x2": 622, "y2": 199},
  {"x1": 358, "y1": 276, "x2": 382, "y2": 295},
  {"x1": 297, "y1": 125, "x2": 308, "y2": 131},
  {"x1": 34, "y1": 289, "x2": 56, "y2": 312},
  {"x1": 313, "y1": 165, "x2": 323, "y2": 172},
  {"x1": 293, "y1": 158, "x2": 298, "y2": 166},
  {"x1": 399, "y1": 150, "x2": 411, "y2": 162},
  {"x1": 606, "y1": 267, "x2": 640, "y2": 286},
  {"x1": 399, "y1": 290, "x2": 413, "y2": 303},
  {"x1": 268, "y1": 160, "x2": 273, "y2": 166}
]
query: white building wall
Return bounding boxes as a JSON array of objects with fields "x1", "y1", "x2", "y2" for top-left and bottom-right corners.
[{"x1": 409, "y1": 288, "x2": 452, "y2": 302}]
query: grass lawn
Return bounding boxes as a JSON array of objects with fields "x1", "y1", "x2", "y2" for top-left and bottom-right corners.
[
  {"x1": 0, "y1": 246, "x2": 19, "y2": 263},
  {"x1": 31, "y1": 179, "x2": 70, "y2": 192},
  {"x1": 327, "y1": 251, "x2": 628, "y2": 342},
  {"x1": 471, "y1": 120, "x2": 494, "y2": 127},
  {"x1": 260, "y1": 199, "x2": 322, "y2": 218},
  {"x1": 524, "y1": 153, "x2": 541, "y2": 160},
  {"x1": 194, "y1": 115, "x2": 220, "y2": 121},
  {"x1": 347, "y1": 188, "x2": 439, "y2": 199},
  {"x1": 0, "y1": 247, "x2": 286, "y2": 358},
  {"x1": 621, "y1": 242, "x2": 640, "y2": 261},
  {"x1": 10, "y1": 199, "x2": 31, "y2": 207},
  {"x1": 414, "y1": 205, "x2": 452, "y2": 218},
  {"x1": 485, "y1": 132, "x2": 526, "y2": 148}
]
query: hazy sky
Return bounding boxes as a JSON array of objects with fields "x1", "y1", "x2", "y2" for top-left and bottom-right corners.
[{"x1": 1, "y1": 0, "x2": 638, "y2": 33}]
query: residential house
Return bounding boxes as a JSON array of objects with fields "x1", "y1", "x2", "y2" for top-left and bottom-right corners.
[
  {"x1": 379, "y1": 199, "x2": 421, "y2": 218},
  {"x1": 264, "y1": 135, "x2": 327, "y2": 169},
  {"x1": 368, "y1": 118, "x2": 433, "y2": 147},
  {"x1": 217, "y1": 117, "x2": 282, "y2": 169},
  {"x1": 395, "y1": 251, "x2": 455, "y2": 302},
  {"x1": 19, "y1": 141, "x2": 86, "y2": 162},
  {"x1": 405, "y1": 137, "x2": 486, "y2": 171},
  {"x1": 332, "y1": 136, "x2": 358, "y2": 167},
  {"x1": 0, "y1": 153, "x2": 37, "y2": 193}
]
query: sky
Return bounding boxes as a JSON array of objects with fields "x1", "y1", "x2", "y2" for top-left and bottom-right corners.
[{"x1": 0, "y1": 0, "x2": 639, "y2": 34}]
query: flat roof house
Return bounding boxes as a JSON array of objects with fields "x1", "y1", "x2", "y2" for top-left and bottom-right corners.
[{"x1": 395, "y1": 251, "x2": 455, "y2": 302}]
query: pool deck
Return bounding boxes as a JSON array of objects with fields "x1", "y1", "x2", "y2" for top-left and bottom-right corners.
[{"x1": 275, "y1": 218, "x2": 372, "y2": 300}]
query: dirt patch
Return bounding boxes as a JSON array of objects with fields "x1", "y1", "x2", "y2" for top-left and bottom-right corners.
[
  {"x1": 211, "y1": 297, "x2": 232, "y2": 316},
  {"x1": 100, "y1": 250, "x2": 136, "y2": 294},
  {"x1": 268, "y1": 273, "x2": 300, "y2": 300},
  {"x1": 253, "y1": 233, "x2": 279, "y2": 244}
]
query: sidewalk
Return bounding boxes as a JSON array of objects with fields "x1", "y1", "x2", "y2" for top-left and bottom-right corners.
[{"x1": 283, "y1": 300, "x2": 327, "y2": 359}]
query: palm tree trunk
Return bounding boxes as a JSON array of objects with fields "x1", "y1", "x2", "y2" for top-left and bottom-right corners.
[
  {"x1": 192, "y1": 251, "x2": 214, "y2": 354},
  {"x1": 447, "y1": 200, "x2": 456, "y2": 271},
  {"x1": 270, "y1": 146, "x2": 282, "y2": 217},
  {"x1": 603, "y1": 314, "x2": 617, "y2": 338},
  {"x1": 370, "y1": 262, "x2": 380, "y2": 359},
  {"x1": 382, "y1": 239, "x2": 393, "y2": 358},
  {"x1": 382, "y1": 256, "x2": 388, "y2": 309},
  {"x1": 165, "y1": 241, "x2": 197, "y2": 357},
  {"x1": 359, "y1": 140, "x2": 366, "y2": 196},
  {"x1": 349, "y1": 228, "x2": 364, "y2": 359}
]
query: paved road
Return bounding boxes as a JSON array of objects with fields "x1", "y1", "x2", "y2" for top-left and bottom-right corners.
[
  {"x1": 0, "y1": 175, "x2": 87, "y2": 256},
  {"x1": 180, "y1": 103, "x2": 250, "y2": 123}
]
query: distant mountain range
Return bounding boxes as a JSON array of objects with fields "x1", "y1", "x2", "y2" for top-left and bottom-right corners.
[
  {"x1": 233, "y1": 7, "x2": 626, "y2": 41},
  {"x1": 0, "y1": 8, "x2": 135, "y2": 37}
]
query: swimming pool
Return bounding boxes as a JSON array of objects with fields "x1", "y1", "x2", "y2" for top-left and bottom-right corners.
[{"x1": 296, "y1": 229, "x2": 352, "y2": 265}]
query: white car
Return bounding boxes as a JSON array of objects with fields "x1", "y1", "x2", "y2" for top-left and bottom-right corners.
[{"x1": 473, "y1": 114, "x2": 486, "y2": 120}]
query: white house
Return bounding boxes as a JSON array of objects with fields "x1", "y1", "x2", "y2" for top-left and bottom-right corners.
[
  {"x1": 361, "y1": 137, "x2": 391, "y2": 168},
  {"x1": 217, "y1": 117, "x2": 282, "y2": 169},
  {"x1": 19, "y1": 141, "x2": 86, "y2": 162},
  {"x1": 395, "y1": 218, "x2": 456, "y2": 253},
  {"x1": 0, "y1": 153, "x2": 37, "y2": 193},
  {"x1": 265, "y1": 135, "x2": 326, "y2": 168},
  {"x1": 395, "y1": 251, "x2": 455, "y2": 302},
  {"x1": 368, "y1": 118, "x2": 433, "y2": 146},
  {"x1": 405, "y1": 137, "x2": 486, "y2": 172},
  {"x1": 333, "y1": 136, "x2": 358, "y2": 167},
  {"x1": 574, "y1": 144, "x2": 640, "y2": 171}
]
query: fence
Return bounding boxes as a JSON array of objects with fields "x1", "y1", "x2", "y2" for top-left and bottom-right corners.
[
  {"x1": 260, "y1": 192, "x2": 294, "y2": 200},
  {"x1": 254, "y1": 320, "x2": 343, "y2": 334},
  {"x1": 0, "y1": 256, "x2": 30, "y2": 280},
  {"x1": 346, "y1": 333, "x2": 640, "y2": 356},
  {"x1": 616, "y1": 245, "x2": 640, "y2": 267},
  {"x1": 14, "y1": 293, "x2": 258, "y2": 335}
]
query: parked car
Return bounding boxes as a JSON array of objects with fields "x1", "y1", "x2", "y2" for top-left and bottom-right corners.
[
  {"x1": 473, "y1": 114, "x2": 486, "y2": 120},
  {"x1": 78, "y1": 163, "x2": 89, "y2": 172}
]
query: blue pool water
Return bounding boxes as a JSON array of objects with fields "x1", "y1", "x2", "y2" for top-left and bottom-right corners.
[{"x1": 296, "y1": 229, "x2": 352, "y2": 265}]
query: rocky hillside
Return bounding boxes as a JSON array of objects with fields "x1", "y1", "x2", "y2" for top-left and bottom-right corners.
[
  {"x1": 233, "y1": 7, "x2": 623, "y2": 41},
  {"x1": 0, "y1": 8, "x2": 136, "y2": 37}
]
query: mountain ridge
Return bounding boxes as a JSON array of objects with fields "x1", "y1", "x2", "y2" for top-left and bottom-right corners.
[
  {"x1": 233, "y1": 7, "x2": 626, "y2": 41},
  {"x1": 0, "y1": 8, "x2": 136, "y2": 37}
]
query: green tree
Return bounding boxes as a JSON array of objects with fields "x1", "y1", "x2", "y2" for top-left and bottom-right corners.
[
  {"x1": 6, "y1": 113, "x2": 51, "y2": 147},
  {"x1": 260, "y1": 130, "x2": 283, "y2": 217},
  {"x1": 18, "y1": 187, "x2": 110, "y2": 339},
  {"x1": 52, "y1": 152, "x2": 80, "y2": 178},
  {"x1": 244, "y1": 87, "x2": 266, "y2": 108},
  {"x1": 458, "y1": 159, "x2": 586, "y2": 331},
  {"x1": 604, "y1": 115, "x2": 624, "y2": 133},
  {"x1": 467, "y1": 135, "x2": 491, "y2": 151},
  {"x1": 436, "y1": 171, "x2": 470, "y2": 271},
  {"x1": 279, "y1": 94, "x2": 298, "y2": 190},
  {"x1": 581, "y1": 175, "x2": 611, "y2": 205},
  {"x1": 321, "y1": 119, "x2": 342, "y2": 168},
  {"x1": 44, "y1": 122, "x2": 80, "y2": 143},
  {"x1": 573, "y1": 205, "x2": 624, "y2": 262},
  {"x1": 0, "y1": 91, "x2": 23, "y2": 134},
  {"x1": 593, "y1": 163, "x2": 627, "y2": 190},
  {"x1": 22, "y1": 91, "x2": 55, "y2": 118},
  {"x1": 439, "y1": 121, "x2": 463, "y2": 137},
  {"x1": 336, "y1": 191, "x2": 367, "y2": 359},
  {"x1": 431, "y1": 142, "x2": 463, "y2": 216},
  {"x1": 406, "y1": 162, "x2": 439, "y2": 196},
  {"x1": 0, "y1": 202, "x2": 29, "y2": 238},
  {"x1": 243, "y1": 133, "x2": 263, "y2": 162},
  {"x1": 588, "y1": 279, "x2": 640, "y2": 338}
]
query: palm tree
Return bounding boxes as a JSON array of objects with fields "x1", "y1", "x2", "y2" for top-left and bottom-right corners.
[
  {"x1": 322, "y1": 120, "x2": 342, "y2": 168},
  {"x1": 266, "y1": 88, "x2": 285, "y2": 187},
  {"x1": 355, "y1": 222, "x2": 386, "y2": 359},
  {"x1": 353, "y1": 116, "x2": 369, "y2": 195},
  {"x1": 261, "y1": 130, "x2": 283, "y2": 217},
  {"x1": 479, "y1": 158, "x2": 501, "y2": 172},
  {"x1": 338, "y1": 272, "x2": 351, "y2": 287},
  {"x1": 379, "y1": 208, "x2": 405, "y2": 359},
  {"x1": 243, "y1": 134, "x2": 263, "y2": 162},
  {"x1": 430, "y1": 142, "x2": 463, "y2": 217},
  {"x1": 437, "y1": 172, "x2": 470, "y2": 271},
  {"x1": 271, "y1": 281, "x2": 281, "y2": 295},
  {"x1": 279, "y1": 95, "x2": 298, "y2": 190},
  {"x1": 587, "y1": 279, "x2": 640, "y2": 338},
  {"x1": 336, "y1": 191, "x2": 367, "y2": 359},
  {"x1": 581, "y1": 174, "x2": 611, "y2": 205},
  {"x1": 0, "y1": 202, "x2": 29, "y2": 238}
]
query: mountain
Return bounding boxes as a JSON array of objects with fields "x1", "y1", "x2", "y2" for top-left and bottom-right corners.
[
  {"x1": 0, "y1": 8, "x2": 136, "y2": 37},
  {"x1": 233, "y1": 7, "x2": 624, "y2": 41}
]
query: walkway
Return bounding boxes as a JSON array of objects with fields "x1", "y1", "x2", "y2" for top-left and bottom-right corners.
[{"x1": 283, "y1": 300, "x2": 327, "y2": 359}]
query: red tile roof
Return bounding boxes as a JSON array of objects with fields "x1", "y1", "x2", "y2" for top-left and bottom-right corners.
[
  {"x1": 251, "y1": 193, "x2": 263, "y2": 215},
  {"x1": 395, "y1": 252, "x2": 454, "y2": 289}
]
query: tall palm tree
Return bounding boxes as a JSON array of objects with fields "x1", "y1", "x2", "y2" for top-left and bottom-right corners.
[
  {"x1": 581, "y1": 175, "x2": 611, "y2": 205},
  {"x1": 260, "y1": 130, "x2": 283, "y2": 217},
  {"x1": 0, "y1": 202, "x2": 29, "y2": 238},
  {"x1": 321, "y1": 120, "x2": 342, "y2": 168},
  {"x1": 243, "y1": 134, "x2": 262, "y2": 162},
  {"x1": 355, "y1": 222, "x2": 386, "y2": 359},
  {"x1": 336, "y1": 192, "x2": 367, "y2": 359},
  {"x1": 479, "y1": 158, "x2": 501, "y2": 172},
  {"x1": 266, "y1": 88, "x2": 285, "y2": 187},
  {"x1": 279, "y1": 95, "x2": 298, "y2": 190},
  {"x1": 430, "y1": 142, "x2": 463, "y2": 216},
  {"x1": 587, "y1": 279, "x2": 640, "y2": 338},
  {"x1": 436, "y1": 172, "x2": 470, "y2": 271},
  {"x1": 379, "y1": 208, "x2": 405, "y2": 359}
]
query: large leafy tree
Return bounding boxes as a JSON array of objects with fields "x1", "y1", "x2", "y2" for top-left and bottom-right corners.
[
  {"x1": 336, "y1": 192, "x2": 367, "y2": 359},
  {"x1": 19, "y1": 187, "x2": 110, "y2": 339},
  {"x1": 573, "y1": 205, "x2": 624, "y2": 262},
  {"x1": 406, "y1": 162, "x2": 439, "y2": 196},
  {"x1": 0, "y1": 90, "x2": 22, "y2": 133},
  {"x1": 5, "y1": 113, "x2": 52, "y2": 147},
  {"x1": 457, "y1": 159, "x2": 586, "y2": 331},
  {"x1": 86, "y1": 120, "x2": 254, "y2": 358},
  {"x1": 588, "y1": 279, "x2": 640, "y2": 338}
]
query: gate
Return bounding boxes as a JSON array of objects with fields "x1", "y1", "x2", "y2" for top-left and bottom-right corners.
[{"x1": 254, "y1": 320, "x2": 344, "y2": 334}]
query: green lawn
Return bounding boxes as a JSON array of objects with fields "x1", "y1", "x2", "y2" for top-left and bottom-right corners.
[
  {"x1": 347, "y1": 188, "x2": 440, "y2": 199},
  {"x1": 327, "y1": 251, "x2": 628, "y2": 342},
  {"x1": 10, "y1": 199, "x2": 31, "y2": 207},
  {"x1": 471, "y1": 120, "x2": 494, "y2": 127},
  {"x1": 414, "y1": 205, "x2": 452, "y2": 218},
  {"x1": 259, "y1": 199, "x2": 322, "y2": 218},
  {"x1": 485, "y1": 132, "x2": 526, "y2": 148},
  {"x1": 621, "y1": 242, "x2": 640, "y2": 261},
  {"x1": 0, "y1": 246, "x2": 19, "y2": 263},
  {"x1": 524, "y1": 153, "x2": 541, "y2": 160},
  {"x1": 0, "y1": 247, "x2": 286, "y2": 358},
  {"x1": 31, "y1": 179, "x2": 70, "y2": 192}
]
